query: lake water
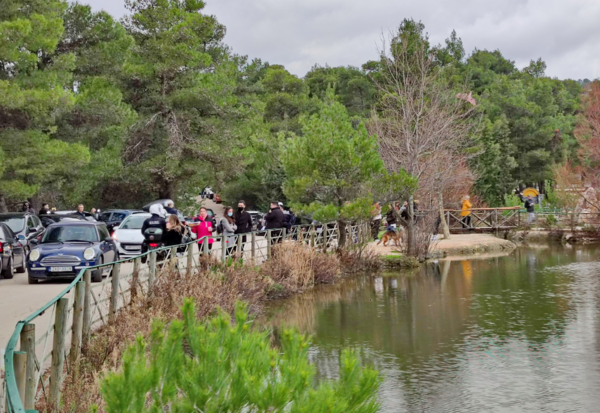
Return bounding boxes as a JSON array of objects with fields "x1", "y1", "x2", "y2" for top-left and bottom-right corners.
[{"x1": 267, "y1": 245, "x2": 600, "y2": 412}]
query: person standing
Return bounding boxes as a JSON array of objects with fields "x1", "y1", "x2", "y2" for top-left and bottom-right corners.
[
  {"x1": 371, "y1": 202, "x2": 382, "y2": 241},
  {"x1": 461, "y1": 196, "x2": 472, "y2": 228},
  {"x1": 235, "y1": 200, "x2": 252, "y2": 254},
  {"x1": 38, "y1": 203, "x2": 50, "y2": 215},
  {"x1": 264, "y1": 201, "x2": 285, "y2": 245},
  {"x1": 385, "y1": 203, "x2": 397, "y2": 231},
  {"x1": 74, "y1": 204, "x2": 86, "y2": 219},
  {"x1": 524, "y1": 195, "x2": 536, "y2": 225},
  {"x1": 163, "y1": 214, "x2": 184, "y2": 251},
  {"x1": 220, "y1": 207, "x2": 238, "y2": 258},
  {"x1": 191, "y1": 207, "x2": 214, "y2": 254},
  {"x1": 22, "y1": 202, "x2": 35, "y2": 214},
  {"x1": 165, "y1": 201, "x2": 178, "y2": 215},
  {"x1": 90, "y1": 207, "x2": 99, "y2": 220}
]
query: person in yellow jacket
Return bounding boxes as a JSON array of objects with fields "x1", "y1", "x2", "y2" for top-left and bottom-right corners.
[{"x1": 461, "y1": 196, "x2": 472, "y2": 228}]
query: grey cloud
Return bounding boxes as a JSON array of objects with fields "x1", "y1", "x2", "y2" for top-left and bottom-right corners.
[{"x1": 84, "y1": 0, "x2": 600, "y2": 80}]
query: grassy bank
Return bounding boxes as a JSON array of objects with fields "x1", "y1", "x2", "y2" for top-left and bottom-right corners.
[{"x1": 48, "y1": 243, "x2": 380, "y2": 413}]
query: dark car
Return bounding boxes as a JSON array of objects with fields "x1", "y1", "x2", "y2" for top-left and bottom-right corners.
[
  {"x1": 53, "y1": 210, "x2": 97, "y2": 221},
  {"x1": 27, "y1": 221, "x2": 119, "y2": 284},
  {"x1": 98, "y1": 209, "x2": 144, "y2": 233},
  {"x1": 0, "y1": 213, "x2": 45, "y2": 253},
  {"x1": 40, "y1": 214, "x2": 88, "y2": 228},
  {"x1": 0, "y1": 223, "x2": 26, "y2": 279}
]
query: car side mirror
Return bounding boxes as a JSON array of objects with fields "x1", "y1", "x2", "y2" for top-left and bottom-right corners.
[
  {"x1": 104, "y1": 237, "x2": 113, "y2": 243},
  {"x1": 27, "y1": 227, "x2": 34, "y2": 234}
]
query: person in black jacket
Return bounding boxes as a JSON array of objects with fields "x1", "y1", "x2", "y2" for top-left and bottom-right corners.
[
  {"x1": 141, "y1": 204, "x2": 167, "y2": 235},
  {"x1": 523, "y1": 194, "x2": 536, "y2": 225},
  {"x1": 39, "y1": 203, "x2": 50, "y2": 215},
  {"x1": 73, "y1": 204, "x2": 86, "y2": 219},
  {"x1": 235, "y1": 200, "x2": 252, "y2": 254},
  {"x1": 163, "y1": 214, "x2": 184, "y2": 252},
  {"x1": 264, "y1": 201, "x2": 285, "y2": 244}
]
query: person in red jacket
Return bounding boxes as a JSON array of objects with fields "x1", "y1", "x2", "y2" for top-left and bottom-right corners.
[{"x1": 191, "y1": 207, "x2": 214, "y2": 253}]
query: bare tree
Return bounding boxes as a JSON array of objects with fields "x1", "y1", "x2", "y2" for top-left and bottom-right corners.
[{"x1": 368, "y1": 26, "x2": 479, "y2": 254}]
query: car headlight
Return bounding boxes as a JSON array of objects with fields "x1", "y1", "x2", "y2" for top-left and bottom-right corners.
[
  {"x1": 83, "y1": 248, "x2": 96, "y2": 261},
  {"x1": 29, "y1": 249, "x2": 40, "y2": 261}
]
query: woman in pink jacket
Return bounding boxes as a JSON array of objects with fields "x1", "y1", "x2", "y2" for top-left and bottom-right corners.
[{"x1": 191, "y1": 207, "x2": 214, "y2": 252}]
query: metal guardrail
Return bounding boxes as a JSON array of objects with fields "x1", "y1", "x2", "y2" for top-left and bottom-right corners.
[{"x1": 1, "y1": 222, "x2": 370, "y2": 412}]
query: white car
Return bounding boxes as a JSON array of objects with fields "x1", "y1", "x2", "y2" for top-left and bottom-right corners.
[{"x1": 112, "y1": 213, "x2": 150, "y2": 257}]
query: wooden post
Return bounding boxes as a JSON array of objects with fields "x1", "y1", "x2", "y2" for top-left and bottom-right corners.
[
  {"x1": 70, "y1": 281, "x2": 84, "y2": 373},
  {"x1": 49, "y1": 298, "x2": 69, "y2": 410},
  {"x1": 170, "y1": 246, "x2": 178, "y2": 266},
  {"x1": 186, "y1": 243, "x2": 193, "y2": 275},
  {"x1": 266, "y1": 230, "x2": 272, "y2": 259},
  {"x1": 133, "y1": 256, "x2": 140, "y2": 275},
  {"x1": 110, "y1": 262, "x2": 121, "y2": 321},
  {"x1": 251, "y1": 232, "x2": 256, "y2": 260},
  {"x1": 20, "y1": 323, "x2": 35, "y2": 409},
  {"x1": 221, "y1": 235, "x2": 226, "y2": 262},
  {"x1": 203, "y1": 237, "x2": 209, "y2": 255},
  {"x1": 282, "y1": 227, "x2": 287, "y2": 242},
  {"x1": 13, "y1": 351, "x2": 26, "y2": 407},
  {"x1": 148, "y1": 251, "x2": 156, "y2": 292},
  {"x1": 82, "y1": 269, "x2": 92, "y2": 345},
  {"x1": 310, "y1": 225, "x2": 315, "y2": 248},
  {"x1": 236, "y1": 234, "x2": 242, "y2": 260}
]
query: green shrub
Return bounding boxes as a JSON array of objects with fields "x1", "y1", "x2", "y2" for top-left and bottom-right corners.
[{"x1": 101, "y1": 300, "x2": 380, "y2": 413}]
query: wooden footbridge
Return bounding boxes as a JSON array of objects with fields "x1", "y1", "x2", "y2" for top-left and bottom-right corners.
[{"x1": 443, "y1": 207, "x2": 521, "y2": 233}]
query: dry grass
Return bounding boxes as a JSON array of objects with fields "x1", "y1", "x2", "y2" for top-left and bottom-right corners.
[
  {"x1": 261, "y1": 242, "x2": 341, "y2": 297},
  {"x1": 47, "y1": 241, "x2": 375, "y2": 413}
]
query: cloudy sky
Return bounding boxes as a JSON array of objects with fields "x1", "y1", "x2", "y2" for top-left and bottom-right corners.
[{"x1": 85, "y1": 0, "x2": 600, "y2": 80}]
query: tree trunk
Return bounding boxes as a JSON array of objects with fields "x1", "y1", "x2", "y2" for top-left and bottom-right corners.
[
  {"x1": 0, "y1": 193, "x2": 7, "y2": 213},
  {"x1": 438, "y1": 192, "x2": 450, "y2": 239},
  {"x1": 407, "y1": 195, "x2": 415, "y2": 256},
  {"x1": 337, "y1": 220, "x2": 347, "y2": 250}
]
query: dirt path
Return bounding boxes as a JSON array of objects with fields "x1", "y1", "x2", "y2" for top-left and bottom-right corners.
[{"x1": 369, "y1": 233, "x2": 516, "y2": 257}]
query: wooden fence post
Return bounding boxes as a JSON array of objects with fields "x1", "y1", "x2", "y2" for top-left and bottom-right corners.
[
  {"x1": 251, "y1": 232, "x2": 256, "y2": 260},
  {"x1": 310, "y1": 225, "x2": 315, "y2": 248},
  {"x1": 70, "y1": 281, "x2": 84, "y2": 375},
  {"x1": 19, "y1": 323, "x2": 35, "y2": 409},
  {"x1": 170, "y1": 246, "x2": 178, "y2": 267},
  {"x1": 49, "y1": 298, "x2": 69, "y2": 410},
  {"x1": 13, "y1": 351, "x2": 26, "y2": 407},
  {"x1": 221, "y1": 235, "x2": 226, "y2": 262},
  {"x1": 82, "y1": 270, "x2": 92, "y2": 345},
  {"x1": 237, "y1": 234, "x2": 242, "y2": 260},
  {"x1": 133, "y1": 256, "x2": 140, "y2": 275},
  {"x1": 148, "y1": 251, "x2": 156, "y2": 292},
  {"x1": 110, "y1": 263, "x2": 121, "y2": 322},
  {"x1": 282, "y1": 227, "x2": 286, "y2": 242},
  {"x1": 267, "y1": 230, "x2": 272, "y2": 259},
  {"x1": 186, "y1": 243, "x2": 194, "y2": 275},
  {"x1": 203, "y1": 237, "x2": 209, "y2": 255}
]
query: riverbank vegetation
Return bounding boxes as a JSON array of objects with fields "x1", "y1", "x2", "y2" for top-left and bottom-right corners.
[{"x1": 49, "y1": 243, "x2": 380, "y2": 412}]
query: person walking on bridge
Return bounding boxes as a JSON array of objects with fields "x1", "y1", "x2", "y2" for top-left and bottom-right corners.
[{"x1": 461, "y1": 196, "x2": 472, "y2": 229}]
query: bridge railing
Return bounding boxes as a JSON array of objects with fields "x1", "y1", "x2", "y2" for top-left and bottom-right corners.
[
  {"x1": 444, "y1": 207, "x2": 521, "y2": 231},
  {"x1": 1, "y1": 222, "x2": 369, "y2": 413}
]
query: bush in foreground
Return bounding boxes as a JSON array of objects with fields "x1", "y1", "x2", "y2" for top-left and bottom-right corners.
[{"x1": 101, "y1": 300, "x2": 380, "y2": 413}]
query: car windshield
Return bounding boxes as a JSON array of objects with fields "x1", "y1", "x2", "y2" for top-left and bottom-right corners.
[
  {"x1": 0, "y1": 216, "x2": 25, "y2": 233},
  {"x1": 120, "y1": 215, "x2": 147, "y2": 230},
  {"x1": 43, "y1": 225, "x2": 99, "y2": 243}
]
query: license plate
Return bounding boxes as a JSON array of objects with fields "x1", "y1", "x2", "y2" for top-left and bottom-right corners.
[
  {"x1": 124, "y1": 245, "x2": 139, "y2": 250},
  {"x1": 49, "y1": 267, "x2": 72, "y2": 272}
]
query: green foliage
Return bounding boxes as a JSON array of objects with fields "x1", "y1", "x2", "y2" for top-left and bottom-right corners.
[
  {"x1": 282, "y1": 88, "x2": 385, "y2": 221},
  {"x1": 101, "y1": 299, "x2": 380, "y2": 413}
]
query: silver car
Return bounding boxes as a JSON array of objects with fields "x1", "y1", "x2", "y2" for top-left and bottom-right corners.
[{"x1": 112, "y1": 213, "x2": 150, "y2": 257}]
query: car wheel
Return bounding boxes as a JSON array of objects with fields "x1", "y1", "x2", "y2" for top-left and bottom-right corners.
[
  {"x1": 92, "y1": 256, "x2": 104, "y2": 283},
  {"x1": 16, "y1": 251, "x2": 26, "y2": 273},
  {"x1": 2, "y1": 257, "x2": 14, "y2": 279}
]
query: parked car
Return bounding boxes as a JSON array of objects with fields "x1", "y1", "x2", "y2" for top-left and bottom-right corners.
[
  {"x1": 247, "y1": 211, "x2": 264, "y2": 231},
  {"x1": 0, "y1": 223, "x2": 26, "y2": 279},
  {"x1": 40, "y1": 214, "x2": 88, "y2": 228},
  {"x1": 112, "y1": 213, "x2": 150, "y2": 257},
  {"x1": 52, "y1": 210, "x2": 97, "y2": 221},
  {"x1": 27, "y1": 221, "x2": 119, "y2": 284},
  {"x1": 98, "y1": 209, "x2": 144, "y2": 233},
  {"x1": 0, "y1": 213, "x2": 45, "y2": 253}
]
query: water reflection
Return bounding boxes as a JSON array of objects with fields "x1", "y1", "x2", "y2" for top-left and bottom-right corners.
[{"x1": 267, "y1": 244, "x2": 600, "y2": 412}]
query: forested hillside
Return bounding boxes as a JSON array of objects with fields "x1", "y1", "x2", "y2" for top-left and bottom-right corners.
[{"x1": 0, "y1": 0, "x2": 592, "y2": 213}]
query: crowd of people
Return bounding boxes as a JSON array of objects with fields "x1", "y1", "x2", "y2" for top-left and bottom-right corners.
[
  {"x1": 371, "y1": 200, "x2": 419, "y2": 242},
  {"x1": 142, "y1": 200, "x2": 297, "y2": 259}
]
